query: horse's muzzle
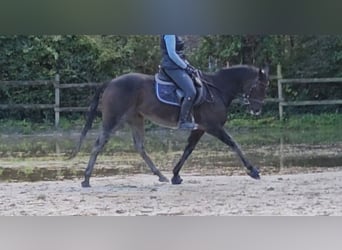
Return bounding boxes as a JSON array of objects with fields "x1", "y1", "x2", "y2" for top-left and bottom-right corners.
[{"x1": 250, "y1": 109, "x2": 262, "y2": 116}]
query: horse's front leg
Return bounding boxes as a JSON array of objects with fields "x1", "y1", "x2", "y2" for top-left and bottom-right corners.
[
  {"x1": 207, "y1": 127, "x2": 260, "y2": 179},
  {"x1": 172, "y1": 129, "x2": 205, "y2": 184}
]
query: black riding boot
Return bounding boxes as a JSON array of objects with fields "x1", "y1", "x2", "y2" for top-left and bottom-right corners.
[{"x1": 178, "y1": 97, "x2": 198, "y2": 130}]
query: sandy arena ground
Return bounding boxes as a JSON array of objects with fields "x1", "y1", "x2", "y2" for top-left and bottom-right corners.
[{"x1": 1, "y1": 169, "x2": 342, "y2": 216}]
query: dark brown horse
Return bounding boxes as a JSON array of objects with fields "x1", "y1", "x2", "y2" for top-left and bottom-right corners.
[{"x1": 71, "y1": 64, "x2": 269, "y2": 187}]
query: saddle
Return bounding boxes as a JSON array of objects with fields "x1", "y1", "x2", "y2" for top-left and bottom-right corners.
[{"x1": 155, "y1": 70, "x2": 212, "y2": 107}]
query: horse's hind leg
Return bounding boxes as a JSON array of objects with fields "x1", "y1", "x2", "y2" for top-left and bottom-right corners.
[
  {"x1": 129, "y1": 115, "x2": 169, "y2": 183},
  {"x1": 172, "y1": 129, "x2": 205, "y2": 184},
  {"x1": 81, "y1": 128, "x2": 111, "y2": 187}
]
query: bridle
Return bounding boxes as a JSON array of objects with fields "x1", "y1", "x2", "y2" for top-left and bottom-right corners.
[{"x1": 241, "y1": 77, "x2": 268, "y2": 106}]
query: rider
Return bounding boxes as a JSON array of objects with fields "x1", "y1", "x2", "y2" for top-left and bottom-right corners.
[{"x1": 160, "y1": 34, "x2": 198, "y2": 130}]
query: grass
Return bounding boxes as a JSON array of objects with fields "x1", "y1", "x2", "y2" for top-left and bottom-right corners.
[
  {"x1": 0, "y1": 113, "x2": 341, "y2": 135},
  {"x1": 0, "y1": 116, "x2": 102, "y2": 134},
  {"x1": 228, "y1": 113, "x2": 342, "y2": 130}
]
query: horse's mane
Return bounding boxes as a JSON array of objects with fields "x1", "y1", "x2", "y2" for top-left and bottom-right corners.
[
  {"x1": 217, "y1": 65, "x2": 258, "y2": 76},
  {"x1": 202, "y1": 65, "x2": 258, "y2": 86}
]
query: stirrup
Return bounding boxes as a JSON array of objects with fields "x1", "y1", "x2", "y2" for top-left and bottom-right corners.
[{"x1": 178, "y1": 121, "x2": 199, "y2": 130}]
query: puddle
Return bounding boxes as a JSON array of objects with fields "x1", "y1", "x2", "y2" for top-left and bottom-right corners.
[{"x1": 0, "y1": 128, "x2": 341, "y2": 182}]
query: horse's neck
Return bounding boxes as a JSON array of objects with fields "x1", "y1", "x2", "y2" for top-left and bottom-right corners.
[{"x1": 204, "y1": 71, "x2": 243, "y2": 105}]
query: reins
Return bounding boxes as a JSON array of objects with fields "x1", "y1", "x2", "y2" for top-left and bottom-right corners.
[
  {"x1": 164, "y1": 67, "x2": 267, "y2": 107},
  {"x1": 195, "y1": 70, "x2": 238, "y2": 107},
  {"x1": 194, "y1": 70, "x2": 216, "y2": 103}
]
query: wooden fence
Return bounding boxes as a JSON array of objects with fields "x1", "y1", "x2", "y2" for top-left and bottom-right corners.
[
  {"x1": 276, "y1": 65, "x2": 342, "y2": 120},
  {"x1": 1, "y1": 67, "x2": 341, "y2": 126},
  {"x1": 0, "y1": 74, "x2": 101, "y2": 127}
]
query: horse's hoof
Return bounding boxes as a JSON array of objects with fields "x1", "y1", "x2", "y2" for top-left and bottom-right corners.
[
  {"x1": 159, "y1": 175, "x2": 169, "y2": 183},
  {"x1": 81, "y1": 180, "x2": 91, "y2": 188},
  {"x1": 171, "y1": 175, "x2": 183, "y2": 185},
  {"x1": 247, "y1": 167, "x2": 260, "y2": 180}
]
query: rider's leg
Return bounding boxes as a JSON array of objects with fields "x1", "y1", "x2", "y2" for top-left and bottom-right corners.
[{"x1": 164, "y1": 69, "x2": 198, "y2": 130}]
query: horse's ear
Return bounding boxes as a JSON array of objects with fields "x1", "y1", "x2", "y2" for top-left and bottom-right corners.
[{"x1": 259, "y1": 64, "x2": 269, "y2": 77}]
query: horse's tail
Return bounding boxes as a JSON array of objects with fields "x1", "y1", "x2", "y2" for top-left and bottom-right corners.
[{"x1": 68, "y1": 81, "x2": 109, "y2": 159}]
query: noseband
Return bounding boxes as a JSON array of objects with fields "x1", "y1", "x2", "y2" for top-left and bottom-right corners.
[{"x1": 242, "y1": 78, "x2": 267, "y2": 105}]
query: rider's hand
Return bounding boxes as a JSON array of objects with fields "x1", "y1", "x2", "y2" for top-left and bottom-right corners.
[{"x1": 186, "y1": 64, "x2": 197, "y2": 76}]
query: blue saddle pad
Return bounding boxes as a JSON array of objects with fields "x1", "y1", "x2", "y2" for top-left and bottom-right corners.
[{"x1": 155, "y1": 75, "x2": 183, "y2": 106}]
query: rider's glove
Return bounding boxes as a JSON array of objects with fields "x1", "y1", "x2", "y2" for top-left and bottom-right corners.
[{"x1": 185, "y1": 64, "x2": 197, "y2": 76}]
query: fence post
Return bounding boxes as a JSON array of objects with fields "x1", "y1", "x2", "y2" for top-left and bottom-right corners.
[
  {"x1": 54, "y1": 74, "x2": 60, "y2": 128},
  {"x1": 277, "y1": 64, "x2": 284, "y2": 120}
]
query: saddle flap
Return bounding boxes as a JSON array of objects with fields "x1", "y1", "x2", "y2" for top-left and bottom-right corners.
[
  {"x1": 155, "y1": 74, "x2": 207, "y2": 107},
  {"x1": 155, "y1": 74, "x2": 182, "y2": 106}
]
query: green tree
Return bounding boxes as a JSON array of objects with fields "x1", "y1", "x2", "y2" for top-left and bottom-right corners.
[{"x1": 1, "y1": 35, "x2": 341, "y2": 122}]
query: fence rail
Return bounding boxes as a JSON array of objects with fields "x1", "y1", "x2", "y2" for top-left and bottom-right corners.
[
  {"x1": 276, "y1": 65, "x2": 342, "y2": 120},
  {"x1": 0, "y1": 74, "x2": 102, "y2": 127},
  {"x1": 0, "y1": 79, "x2": 57, "y2": 114},
  {"x1": 0, "y1": 104, "x2": 55, "y2": 109},
  {"x1": 0, "y1": 80, "x2": 55, "y2": 86},
  {"x1": 1, "y1": 67, "x2": 342, "y2": 126}
]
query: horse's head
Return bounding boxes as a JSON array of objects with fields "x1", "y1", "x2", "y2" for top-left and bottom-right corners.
[{"x1": 242, "y1": 65, "x2": 269, "y2": 116}]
